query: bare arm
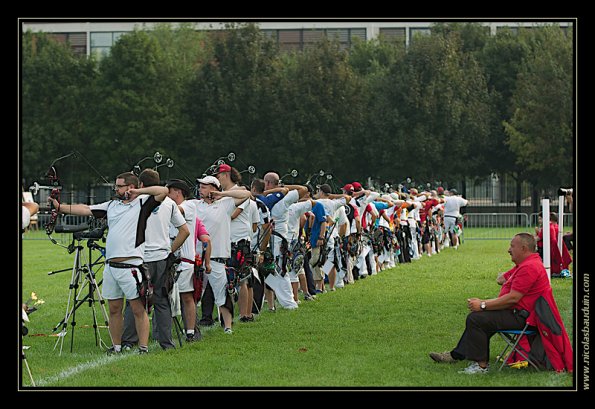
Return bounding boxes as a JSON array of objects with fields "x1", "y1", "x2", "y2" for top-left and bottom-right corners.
[
  {"x1": 199, "y1": 236, "x2": 212, "y2": 274},
  {"x1": 212, "y1": 189, "x2": 251, "y2": 207},
  {"x1": 496, "y1": 272, "x2": 507, "y2": 286},
  {"x1": 129, "y1": 186, "x2": 170, "y2": 202},
  {"x1": 283, "y1": 184, "x2": 308, "y2": 199},
  {"x1": 231, "y1": 207, "x2": 244, "y2": 220},
  {"x1": 171, "y1": 223, "x2": 190, "y2": 254},
  {"x1": 263, "y1": 187, "x2": 289, "y2": 196},
  {"x1": 259, "y1": 223, "x2": 272, "y2": 252},
  {"x1": 48, "y1": 197, "x2": 92, "y2": 216},
  {"x1": 467, "y1": 290, "x2": 524, "y2": 312}
]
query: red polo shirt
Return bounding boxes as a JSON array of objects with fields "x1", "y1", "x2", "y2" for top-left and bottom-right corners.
[{"x1": 499, "y1": 253, "x2": 551, "y2": 313}]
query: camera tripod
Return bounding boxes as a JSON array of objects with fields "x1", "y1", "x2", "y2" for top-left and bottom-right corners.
[{"x1": 49, "y1": 236, "x2": 112, "y2": 355}]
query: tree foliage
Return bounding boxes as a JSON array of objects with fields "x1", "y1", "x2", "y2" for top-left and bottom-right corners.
[{"x1": 20, "y1": 23, "x2": 574, "y2": 197}]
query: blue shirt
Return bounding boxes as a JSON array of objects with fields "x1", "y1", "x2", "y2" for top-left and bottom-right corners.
[
  {"x1": 309, "y1": 202, "x2": 327, "y2": 248},
  {"x1": 256, "y1": 192, "x2": 285, "y2": 211}
]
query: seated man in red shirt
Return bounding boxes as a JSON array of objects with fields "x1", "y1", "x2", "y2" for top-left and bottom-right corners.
[{"x1": 429, "y1": 233, "x2": 551, "y2": 374}]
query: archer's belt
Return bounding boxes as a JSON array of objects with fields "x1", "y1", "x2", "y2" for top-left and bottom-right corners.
[{"x1": 107, "y1": 261, "x2": 141, "y2": 269}]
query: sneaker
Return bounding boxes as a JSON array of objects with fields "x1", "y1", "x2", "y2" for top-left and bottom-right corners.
[
  {"x1": 121, "y1": 342, "x2": 134, "y2": 352},
  {"x1": 106, "y1": 346, "x2": 121, "y2": 355},
  {"x1": 304, "y1": 294, "x2": 315, "y2": 301},
  {"x1": 429, "y1": 351, "x2": 456, "y2": 363},
  {"x1": 138, "y1": 347, "x2": 149, "y2": 355},
  {"x1": 185, "y1": 330, "x2": 202, "y2": 343},
  {"x1": 224, "y1": 327, "x2": 233, "y2": 334},
  {"x1": 239, "y1": 316, "x2": 254, "y2": 323},
  {"x1": 198, "y1": 318, "x2": 214, "y2": 327},
  {"x1": 458, "y1": 362, "x2": 489, "y2": 374}
]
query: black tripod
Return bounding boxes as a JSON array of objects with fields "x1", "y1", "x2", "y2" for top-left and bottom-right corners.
[{"x1": 50, "y1": 234, "x2": 112, "y2": 355}]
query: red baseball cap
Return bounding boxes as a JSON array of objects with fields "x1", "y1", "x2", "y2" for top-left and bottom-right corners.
[
  {"x1": 437, "y1": 186, "x2": 445, "y2": 194},
  {"x1": 341, "y1": 183, "x2": 355, "y2": 193},
  {"x1": 212, "y1": 163, "x2": 232, "y2": 175},
  {"x1": 352, "y1": 182, "x2": 362, "y2": 191}
]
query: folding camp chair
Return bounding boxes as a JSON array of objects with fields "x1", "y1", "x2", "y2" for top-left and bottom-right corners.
[{"x1": 494, "y1": 323, "x2": 539, "y2": 371}]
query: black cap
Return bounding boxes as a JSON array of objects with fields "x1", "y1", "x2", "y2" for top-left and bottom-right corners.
[
  {"x1": 166, "y1": 179, "x2": 191, "y2": 197},
  {"x1": 318, "y1": 184, "x2": 332, "y2": 194}
]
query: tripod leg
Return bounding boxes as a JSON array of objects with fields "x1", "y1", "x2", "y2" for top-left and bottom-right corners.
[
  {"x1": 22, "y1": 349, "x2": 36, "y2": 387},
  {"x1": 173, "y1": 316, "x2": 184, "y2": 347},
  {"x1": 88, "y1": 264, "x2": 113, "y2": 350},
  {"x1": 53, "y1": 246, "x2": 85, "y2": 355}
]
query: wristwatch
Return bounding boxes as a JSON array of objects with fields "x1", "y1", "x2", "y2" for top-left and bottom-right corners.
[{"x1": 480, "y1": 301, "x2": 486, "y2": 311}]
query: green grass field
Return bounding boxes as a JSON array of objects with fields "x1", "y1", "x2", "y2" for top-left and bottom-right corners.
[{"x1": 20, "y1": 231, "x2": 574, "y2": 389}]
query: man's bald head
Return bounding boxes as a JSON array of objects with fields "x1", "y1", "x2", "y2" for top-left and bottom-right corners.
[{"x1": 264, "y1": 172, "x2": 280, "y2": 188}]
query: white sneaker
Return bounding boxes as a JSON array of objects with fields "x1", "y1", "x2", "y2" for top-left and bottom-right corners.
[{"x1": 458, "y1": 362, "x2": 489, "y2": 374}]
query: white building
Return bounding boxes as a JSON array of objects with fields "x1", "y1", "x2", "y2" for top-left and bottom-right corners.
[{"x1": 21, "y1": 19, "x2": 573, "y2": 59}]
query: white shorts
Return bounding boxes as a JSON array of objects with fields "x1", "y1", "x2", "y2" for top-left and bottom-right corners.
[
  {"x1": 102, "y1": 263, "x2": 143, "y2": 300},
  {"x1": 444, "y1": 216, "x2": 457, "y2": 233},
  {"x1": 22, "y1": 206, "x2": 31, "y2": 230},
  {"x1": 288, "y1": 266, "x2": 304, "y2": 283},
  {"x1": 176, "y1": 262, "x2": 194, "y2": 293},
  {"x1": 209, "y1": 261, "x2": 230, "y2": 307}
]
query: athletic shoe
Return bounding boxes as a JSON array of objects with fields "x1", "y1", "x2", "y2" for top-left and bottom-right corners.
[
  {"x1": 429, "y1": 351, "x2": 456, "y2": 363},
  {"x1": 224, "y1": 327, "x2": 233, "y2": 334},
  {"x1": 304, "y1": 294, "x2": 315, "y2": 301},
  {"x1": 239, "y1": 316, "x2": 254, "y2": 323},
  {"x1": 198, "y1": 318, "x2": 214, "y2": 327},
  {"x1": 121, "y1": 343, "x2": 134, "y2": 352},
  {"x1": 458, "y1": 362, "x2": 489, "y2": 374},
  {"x1": 186, "y1": 330, "x2": 202, "y2": 343},
  {"x1": 106, "y1": 346, "x2": 121, "y2": 355},
  {"x1": 138, "y1": 347, "x2": 149, "y2": 355}
]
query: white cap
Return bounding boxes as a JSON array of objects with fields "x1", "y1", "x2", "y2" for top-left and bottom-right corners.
[{"x1": 197, "y1": 175, "x2": 221, "y2": 188}]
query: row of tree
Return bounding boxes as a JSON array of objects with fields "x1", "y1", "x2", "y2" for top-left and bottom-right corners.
[{"x1": 21, "y1": 22, "x2": 574, "y2": 203}]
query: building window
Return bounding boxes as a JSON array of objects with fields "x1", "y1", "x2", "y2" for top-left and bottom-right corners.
[
  {"x1": 47, "y1": 32, "x2": 87, "y2": 56},
  {"x1": 278, "y1": 30, "x2": 302, "y2": 51},
  {"x1": 379, "y1": 27, "x2": 406, "y2": 46},
  {"x1": 276, "y1": 28, "x2": 366, "y2": 51},
  {"x1": 90, "y1": 31, "x2": 127, "y2": 59},
  {"x1": 409, "y1": 27, "x2": 431, "y2": 45}
]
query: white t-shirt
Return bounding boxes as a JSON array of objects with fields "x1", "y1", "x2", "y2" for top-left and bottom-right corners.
[
  {"x1": 287, "y1": 200, "x2": 312, "y2": 241},
  {"x1": 270, "y1": 189, "x2": 299, "y2": 240},
  {"x1": 335, "y1": 204, "x2": 350, "y2": 237},
  {"x1": 171, "y1": 200, "x2": 197, "y2": 261},
  {"x1": 89, "y1": 194, "x2": 160, "y2": 261},
  {"x1": 317, "y1": 198, "x2": 346, "y2": 238},
  {"x1": 231, "y1": 199, "x2": 259, "y2": 243},
  {"x1": 143, "y1": 197, "x2": 186, "y2": 262},
  {"x1": 193, "y1": 197, "x2": 237, "y2": 259},
  {"x1": 443, "y1": 196, "x2": 468, "y2": 217}
]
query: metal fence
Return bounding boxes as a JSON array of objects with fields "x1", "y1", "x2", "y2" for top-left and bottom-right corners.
[
  {"x1": 463, "y1": 212, "x2": 573, "y2": 241},
  {"x1": 463, "y1": 213, "x2": 531, "y2": 240}
]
